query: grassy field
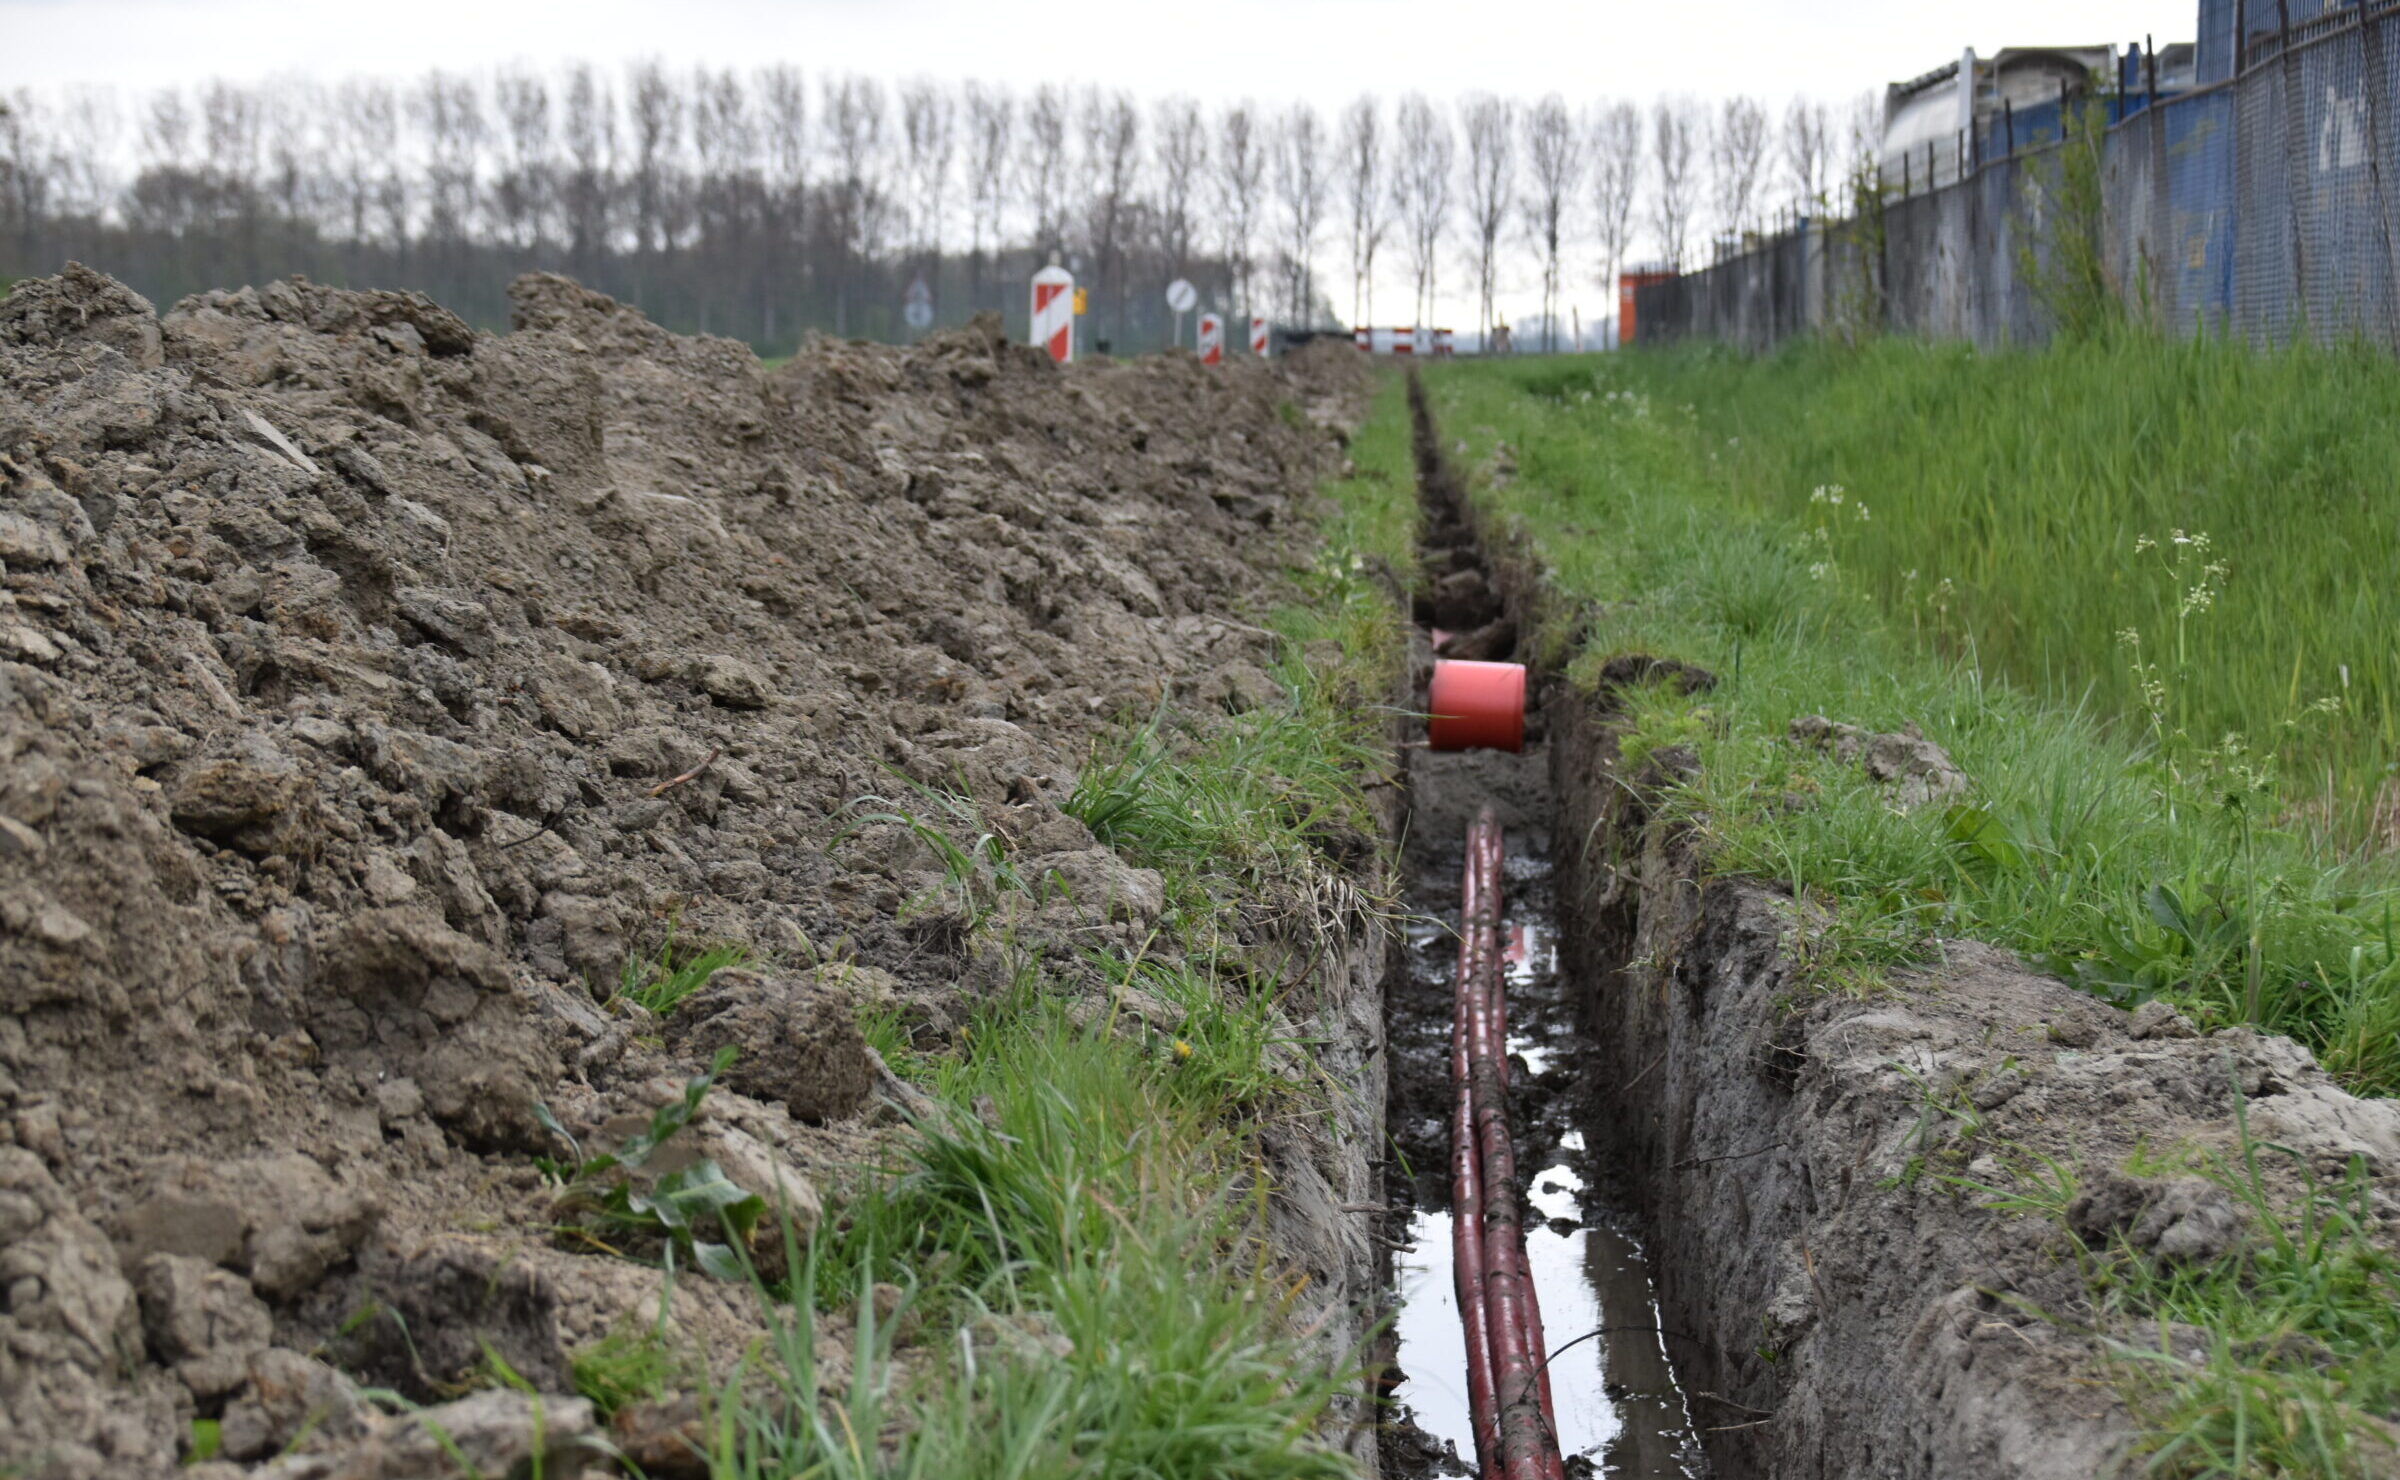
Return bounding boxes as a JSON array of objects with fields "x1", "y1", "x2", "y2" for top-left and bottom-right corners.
[
  {"x1": 1609, "y1": 335, "x2": 2400, "y2": 846},
  {"x1": 1420, "y1": 350, "x2": 2400, "y2": 1475},
  {"x1": 639, "y1": 375, "x2": 1418, "y2": 1477},
  {"x1": 1429, "y1": 351, "x2": 2400, "y2": 1094}
]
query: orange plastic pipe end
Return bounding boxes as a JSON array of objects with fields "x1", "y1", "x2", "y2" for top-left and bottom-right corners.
[{"x1": 1428, "y1": 659, "x2": 1526, "y2": 753}]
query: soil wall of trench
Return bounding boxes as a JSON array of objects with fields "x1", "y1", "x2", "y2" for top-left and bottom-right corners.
[
  {"x1": 0, "y1": 263, "x2": 1394, "y2": 1478},
  {"x1": 1409, "y1": 378, "x2": 2400, "y2": 1480}
]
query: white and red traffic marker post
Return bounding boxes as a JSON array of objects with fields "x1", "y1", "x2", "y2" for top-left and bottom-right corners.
[
  {"x1": 1198, "y1": 312, "x2": 1223, "y2": 365},
  {"x1": 1248, "y1": 314, "x2": 1269, "y2": 357},
  {"x1": 1031, "y1": 264, "x2": 1074, "y2": 364}
]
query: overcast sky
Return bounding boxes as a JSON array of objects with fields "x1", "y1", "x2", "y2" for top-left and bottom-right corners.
[
  {"x1": 2, "y1": 0, "x2": 2190, "y2": 105},
  {"x1": 3, "y1": 0, "x2": 2190, "y2": 329}
]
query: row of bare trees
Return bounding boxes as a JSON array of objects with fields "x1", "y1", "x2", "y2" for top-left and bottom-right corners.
[{"x1": 1, "y1": 72, "x2": 1867, "y2": 352}]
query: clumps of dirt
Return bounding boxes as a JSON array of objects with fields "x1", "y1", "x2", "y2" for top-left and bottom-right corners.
[
  {"x1": 0, "y1": 262, "x2": 1367, "y2": 1477},
  {"x1": 1788, "y1": 711, "x2": 1968, "y2": 809}
]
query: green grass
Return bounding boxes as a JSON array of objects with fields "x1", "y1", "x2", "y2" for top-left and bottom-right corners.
[
  {"x1": 715, "y1": 987, "x2": 1354, "y2": 1480},
  {"x1": 1598, "y1": 335, "x2": 2400, "y2": 846},
  {"x1": 617, "y1": 920, "x2": 752, "y2": 1016},
  {"x1": 1424, "y1": 354, "x2": 2400, "y2": 1096},
  {"x1": 679, "y1": 380, "x2": 1413, "y2": 1477},
  {"x1": 1419, "y1": 351, "x2": 2400, "y2": 1475},
  {"x1": 569, "y1": 1320, "x2": 679, "y2": 1417}
]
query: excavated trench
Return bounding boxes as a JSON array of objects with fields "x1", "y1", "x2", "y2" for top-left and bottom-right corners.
[
  {"x1": 1361, "y1": 375, "x2": 2400, "y2": 1480},
  {"x1": 1374, "y1": 379, "x2": 1704, "y2": 1479}
]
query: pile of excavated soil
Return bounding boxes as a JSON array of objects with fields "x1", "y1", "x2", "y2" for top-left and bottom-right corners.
[{"x1": 0, "y1": 263, "x2": 1369, "y2": 1478}]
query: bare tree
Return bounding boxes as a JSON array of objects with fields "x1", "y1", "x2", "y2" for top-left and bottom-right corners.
[
  {"x1": 1212, "y1": 101, "x2": 1265, "y2": 312},
  {"x1": 822, "y1": 74, "x2": 890, "y2": 332},
  {"x1": 963, "y1": 81, "x2": 1012, "y2": 304},
  {"x1": 125, "y1": 88, "x2": 195, "y2": 234},
  {"x1": 1268, "y1": 102, "x2": 1328, "y2": 322},
  {"x1": 1708, "y1": 95, "x2": 1770, "y2": 249},
  {"x1": 1393, "y1": 92, "x2": 1451, "y2": 328},
  {"x1": 324, "y1": 82, "x2": 375, "y2": 243},
  {"x1": 1843, "y1": 90, "x2": 1880, "y2": 206},
  {"x1": 627, "y1": 62, "x2": 680, "y2": 257},
  {"x1": 1650, "y1": 96, "x2": 1699, "y2": 270},
  {"x1": 898, "y1": 78, "x2": 955, "y2": 265},
  {"x1": 0, "y1": 91, "x2": 51, "y2": 246},
  {"x1": 413, "y1": 72, "x2": 484, "y2": 252},
  {"x1": 140, "y1": 87, "x2": 193, "y2": 173},
  {"x1": 1080, "y1": 88, "x2": 1141, "y2": 341},
  {"x1": 1460, "y1": 94, "x2": 1514, "y2": 341},
  {"x1": 753, "y1": 65, "x2": 805, "y2": 340},
  {"x1": 1152, "y1": 95, "x2": 1205, "y2": 280},
  {"x1": 1587, "y1": 100, "x2": 1640, "y2": 318},
  {"x1": 1336, "y1": 95, "x2": 1387, "y2": 326},
  {"x1": 692, "y1": 68, "x2": 761, "y2": 331},
  {"x1": 355, "y1": 81, "x2": 407, "y2": 250},
  {"x1": 260, "y1": 80, "x2": 316, "y2": 229},
  {"x1": 1781, "y1": 96, "x2": 1834, "y2": 214},
  {"x1": 1521, "y1": 94, "x2": 1580, "y2": 350},
  {"x1": 1019, "y1": 83, "x2": 1068, "y2": 257},
  {"x1": 493, "y1": 68, "x2": 552, "y2": 250},
  {"x1": 202, "y1": 79, "x2": 265, "y2": 233},
  {"x1": 46, "y1": 87, "x2": 120, "y2": 221},
  {"x1": 560, "y1": 65, "x2": 615, "y2": 266}
]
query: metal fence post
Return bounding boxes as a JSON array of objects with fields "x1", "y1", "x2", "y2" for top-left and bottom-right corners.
[
  {"x1": 2359, "y1": 0, "x2": 2400, "y2": 347},
  {"x1": 2276, "y1": 0, "x2": 2312, "y2": 334}
]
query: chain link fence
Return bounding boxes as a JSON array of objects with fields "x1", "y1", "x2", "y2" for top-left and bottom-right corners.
[{"x1": 1639, "y1": 1, "x2": 2400, "y2": 351}]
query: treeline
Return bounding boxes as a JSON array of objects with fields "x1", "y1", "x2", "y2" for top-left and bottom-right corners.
[{"x1": 0, "y1": 69, "x2": 1867, "y2": 354}]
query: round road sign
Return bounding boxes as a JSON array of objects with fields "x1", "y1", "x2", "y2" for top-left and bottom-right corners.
[{"x1": 1165, "y1": 278, "x2": 1197, "y2": 314}]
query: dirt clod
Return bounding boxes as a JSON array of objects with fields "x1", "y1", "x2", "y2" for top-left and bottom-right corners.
[
  {"x1": 664, "y1": 965, "x2": 875, "y2": 1123},
  {"x1": 1789, "y1": 712, "x2": 1969, "y2": 808}
]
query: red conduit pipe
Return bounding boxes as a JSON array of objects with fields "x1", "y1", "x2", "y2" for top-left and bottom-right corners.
[
  {"x1": 1450, "y1": 844, "x2": 1503, "y2": 1480},
  {"x1": 1452, "y1": 808, "x2": 1567, "y2": 1480},
  {"x1": 1473, "y1": 822, "x2": 1563, "y2": 1467}
]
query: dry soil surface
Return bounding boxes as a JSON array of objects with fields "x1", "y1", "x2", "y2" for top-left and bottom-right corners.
[{"x1": 0, "y1": 263, "x2": 1367, "y2": 1479}]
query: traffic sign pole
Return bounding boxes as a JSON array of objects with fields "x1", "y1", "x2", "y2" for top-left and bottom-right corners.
[{"x1": 1165, "y1": 277, "x2": 1198, "y2": 355}]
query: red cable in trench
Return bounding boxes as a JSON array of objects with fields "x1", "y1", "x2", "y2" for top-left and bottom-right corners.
[{"x1": 1449, "y1": 804, "x2": 1566, "y2": 1480}]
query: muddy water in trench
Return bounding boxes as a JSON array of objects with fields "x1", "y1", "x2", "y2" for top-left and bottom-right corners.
[{"x1": 1381, "y1": 743, "x2": 1706, "y2": 1479}]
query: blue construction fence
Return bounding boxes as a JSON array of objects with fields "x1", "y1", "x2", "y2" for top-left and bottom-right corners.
[{"x1": 1639, "y1": 0, "x2": 2400, "y2": 351}]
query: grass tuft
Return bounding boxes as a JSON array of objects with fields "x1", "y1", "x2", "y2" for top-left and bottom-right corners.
[{"x1": 617, "y1": 918, "x2": 751, "y2": 1017}]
